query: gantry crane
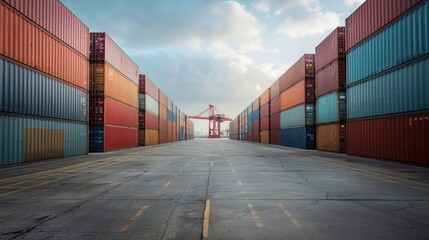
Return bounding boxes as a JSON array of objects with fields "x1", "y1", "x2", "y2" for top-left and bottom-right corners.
[{"x1": 188, "y1": 105, "x2": 232, "y2": 138}]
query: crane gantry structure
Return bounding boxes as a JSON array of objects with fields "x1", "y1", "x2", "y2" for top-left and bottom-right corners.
[{"x1": 188, "y1": 105, "x2": 232, "y2": 138}]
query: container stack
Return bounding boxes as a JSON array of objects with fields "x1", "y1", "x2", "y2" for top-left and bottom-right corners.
[
  {"x1": 246, "y1": 104, "x2": 253, "y2": 141},
  {"x1": 138, "y1": 75, "x2": 159, "y2": 146},
  {"x1": 89, "y1": 32, "x2": 139, "y2": 152},
  {"x1": 252, "y1": 99, "x2": 260, "y2": 142},
  {"x1": 0, "y1": 0, "x2": 89, "y2": 166},
  {"x1": 279, "y1": 54, "x2": 316, "y2": 149},
  {"x1": 240, "y1": 111, "x2": 246, "y2": 140},
  {"x1": 346, "y1": 0, "x2": 428, "y2": 164},
  {"x1": 159, "y1": 90, "x2": 168, "y2": 144},
  {"x1": 259, "y1": 89, "x2": 270, "y2": 144},
  {"x1": 167, "y1": 100, "x2": 173, "y2": 142},
  {"x1": 269, "y1": 80, "x2": 281, "y2": 145},
  {"x1": 315, "y1": 27, "x2": 347, "y2": 153},
  {"x1": 229, "y1": 115, "x2": 240, "y2": 140},
  {"x1": 172, "y1": 104, "x2": 178, "y2": 142},
  {"x1": 187, "y1": 119, "x2": 195, "y2": 140}
]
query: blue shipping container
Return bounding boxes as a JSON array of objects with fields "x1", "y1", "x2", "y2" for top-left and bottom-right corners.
[
  {"x1": 347, "y1": 1, "x2": 429, "y2": 85},
  {"x1": 280, "y1": 127, "x2": 315, "y2": 149},
  {"x1": 167, "y1": 110, "x2": 173, "y2": 121},
  {"x1": 280, "y1": 104, "x2": 315, "y2": 129},
  {"x1": 316, "y1": 91, "x2": 346, "y2": 124},
  {"x1": 252, "y1": 109, "x2": 260, "y2": 122},
  {"x1": 348, "y1": 57, "x2": 429, "y2": 119},
  {"x1": 0, "y1": 58, "x2": 87, "y2": 122},
  {"x1": 0, "y1": 114, "x2": 88, "y2": 166},
  {"x1": 89, "y1": 125, "x2": 104, "y2": 152}
]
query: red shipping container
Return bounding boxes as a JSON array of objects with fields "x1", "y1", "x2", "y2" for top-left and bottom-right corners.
[
  {"x1": 159, "y1": 90, "x2": 168, "y2": 106},
  {"x1": 315, "y1": 59, "x2": 346, "y2": 98},
  {"x1": 347, "y1": 112, "x2": 429, "y2": 165},
  {"x1": 315, "y1": 27, "x2": 345, "y2": 71},
  {"x1": 346, "y1": 0, "x2": 423, "y2": 51},
  {"x1": 159, "y1": 118, "x2": 168, "y2": 132},
  {"x1": 105, "y1": 126, "x2": 138, "y2": 151},
  {"x1": 270, "y1": 95, "x2": 280, "y2": 114},
  {"x1": 246, "y1": 133, "x2": 252, "y2": 141},
  {"x1": 270, "y1": 128, "x2": 281, "y2": 145},
  {"x1": 167, "y1": 131, "x2": 173, "y2": 143},
  {"x1": 0, "y1": 3, "x2": 89, "y2": 90},
  {"x1": 90, "y1": 33, "x2": 139, "y2": 84},
  {"x1": 253, "y1": 132, "x2": 260, "y2": 143},
  {"x1": 159, "y1": 131, "x2": 168, "y2": 144},
  {"x1": 90, "y1": 97, "x2": 138, "y2": 128},
  {"x1": 139, "y1": 74, "x2": 159, "y2": 101},
  {"x1": 252, "y1": 120, "x2": 260, "y2": 133},
  {"x1": 280, "y1": 54, "x2": 314, "y2": 93},
  {"x1": 260, "y1": 103, "x2": 270, "y2": 118},
  {"x1": 140, "y1": 111, "x2": 159, "y2": 130},
  {"x1": 260, "y1": 117, "x2": 269, "y2": 131},
  {"x1": 2, "y1": 0, "x2": 90, "y2": 58},
  {"x1": 270, "y1": 79, "x2": 280, "y2": 99},
  {"x1": 270, "y1": 112, "x2": 281, "y2": 129}
]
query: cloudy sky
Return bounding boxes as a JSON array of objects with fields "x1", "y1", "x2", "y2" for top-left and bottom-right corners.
[{"x1": 62, "y1": 0, "x2": 364, "y2": 135}]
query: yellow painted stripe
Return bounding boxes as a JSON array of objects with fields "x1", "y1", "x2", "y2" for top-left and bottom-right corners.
[
  {"x1": 278, "y1": 203, "x2": 301, "y2": 228},
  {"x1": 131, "y1": 205, "x2": 150, "y2": 221},
  {"x1": 248, "y1": 203, "x2": 264, "y2": 228},
  {"x1": 203, "y1": 199, "x2": 211, "y2": 238},
  {"x1": 237, "y1": 180, "x2": 243, "y2": 186},
  {"x1": 164, "y1": 181, "x2": 172, "y2": 188},
  {"x1": 120, "y1": 224, "x2": 130, "y2": 233}
]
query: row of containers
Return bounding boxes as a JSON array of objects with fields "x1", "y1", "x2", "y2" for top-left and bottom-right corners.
[
  {"x1": 0, "y1": 0, "x2": 194, "y2": 166},
  {"x1": 230, "y1": 0, "x2": 429, "y2": 166}
]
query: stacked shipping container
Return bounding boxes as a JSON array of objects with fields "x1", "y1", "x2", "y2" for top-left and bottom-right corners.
[
  {"x1": 259, "y1": 89, "x2": 270, "y2": 144},
  {"x1": 252, "y1": 99, "x2": 260, "y2": 142},
  {"x1": 270, "y1": 80, "x2": 281, "y2": 145},
  {"x1": 159, "y1": 90, "x2": 168, "y2": 144},
  {"x1": 0, "y1": 0, "x2": 89, "y2": 166},
  {"x1": 139, "y1": 75, "x2": 159, "y2": 146},
  {"x1": 315, "y1": 27, "x2": 347, "y2": 153}
]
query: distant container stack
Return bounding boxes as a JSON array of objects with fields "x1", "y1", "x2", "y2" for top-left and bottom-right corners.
[
  {"x1": 229, "y1": 116, "x2": 240, "y2": 140},
  {"x1": 89, "y1": 32, "x2": 139, "y2": 152},
  {"x1": 139, "y1": 75, "x2": 159, "y2": 146},
  {"x1": 259, "y1": 89, "x2": 270, "y2": 144},
  {"x1": 315, "y1": 27, "x2": 347, "y2": 153},
  {"x1": 269, "y1": 80, "x2": 281, "y2": 145},
  {"x1": 279, "y1": 54, "x2": 316, "y2": 149},
  {"x1": 252, "y1": 99, "x2": 260, "y2": 143},
  {"x1": 346, "y1": 0, "x2": 429, "y2": 164},
  {"x1": 0, "y1": 0, "x2": 89, "y2": 166},
  {"x1": 159, "y1": 90, "x2": 168, "y2": 143}
]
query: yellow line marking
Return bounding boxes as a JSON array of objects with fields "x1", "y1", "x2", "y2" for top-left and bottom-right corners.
[
  {"x1": 203, "y1": 199, "x2": 211, "y2": 238},
  {"x1": 248, "y1": 203, "x2": 264, "y2": 228},
  {"x1": 278, "y1": 203, "x2": 302, "y2": 228},
  {"x1": 237, "y1": 180, "x2": 243, "y2": 186},
  {"x1": 210, "y1": 161, "x2": 214, "y2": 167},
  {"x1": 164, "y1": 181, "x2": 172, "y2": 188},
  {"x1": 120, "y1": 224, "x2": 130, "y2": 233},
  {"x1": 131, "y1": 205, "x2": 150, "y2": 221}
]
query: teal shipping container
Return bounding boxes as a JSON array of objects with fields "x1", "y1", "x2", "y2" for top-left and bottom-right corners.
[
  {"x1": 280, "y1": 104, "x2": 315, "y2": 129},
  {"x1": 348, "y1": 57, "x2": 429, "y2": 119},
  {"x1": 139, "y1": 93, "x2": 159, "y2": 115},
  {"x1": 316, "y1": 91, "x2": 346, "y2": 124},
  {"x1": 0, "y1": 114, "x2": 88, "y2": 166},
  {"x1": 347, "y1": 1, "x2": 429, "y2": 85},
  {"x1": 280, "y1": 127, "x2": 315, "y2": 149}
]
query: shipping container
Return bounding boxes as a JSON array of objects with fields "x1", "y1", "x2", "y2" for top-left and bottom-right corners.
[
  {"x1": 253, "y1": 99, "x2": 259, "y2": 111},
  {"x1": 347, "y1": 1, "x2": 429, "y2": 85},
  {"x1": 280, "y1": 80, "x2": 315, "y2": 111},
  {"x1": 89, "y1": 63, "x2": 138, "y2": 108},
  {"x1": 139, "y1": 94, "x2": 159, "y2": 116},
  {"x1": 270, "y1": 80, "x2": 280, "y2": 99},
  {"x1": 315, "y1": 59, "x2": 346, "y2": 97},
  {"x1": 346, "y1": 0, "x2": 424, "y2": 51},
  {"x1": 270, "y1": 95, "x2": 280, "y2": 114},
  {"x1": 90, "y1": 33, "x2": 139, "y2": 84},
  {"x1": 252, "y1": 120, "x2": 260, "y2": 133},
  {"x1": 348, "y1": 57, "x2": 429, "y2": 120},
  {"x1": 0, "y1": 58, "x2": 87, "y2": 122},
  {"x1": 270, "y1": 129, "x2": 281, "y2": 145},
  {"x1": 280, "y1": 104, "x2": 315, "y2": 129},
  {"x1": 159, "y1": 131, "x2": 167, "y2": 144},
  {"x1": 260, "y1": 89, "x2": 270, "y2": 106},
  {"x1": 159, "y1": 118, "x2": 167, "y2": 132},
  {"x1": 139, "y1": 75, "x2": 159, "y2": 101},
  {"x1": 1, "y1": 114, "x2": 88, "y2": 166},
  {"x1": 316, "y1": 123, "x2": 346, "y2": 153},
  {"x1": 315, "y1": 27, "x2": 345, "y2": 71},
  {"x1": 252, "y1": 109, "x2": 260, "y2": 122},
  {"x1": 280, "y1": 127, "x2": 315, "y2": 149},
  {"x1": 0, "y1": 3, "x2": 89, "y2": 90},
  {"x1": 139, "y1": 129, "x2": 159, "y2": 146},
  {"x1": 279, "y1": 54, "x2": 315, "y2": 92},
  {"x1": 159, "y1": 104, "x2": 167, "y2": 119},
  {"x1": 270, "y1": 112, "x2": 281, "y2": 129},
  {"x1": 89, "y1": 97, "x2": 138, "y2": 128},
  {"x1": 347, "y1": 112, "x2": 429, "y2": 165},
  {"x1": 159, "y1": 90, "x2": 167, "y2": 107},
  {"x1": 252, "y1": 131, "x2": 260, "y2": 143},
  {"x1": 316, "y1": 91, "x2": 346, "y2": 124},
  {"x1": 260, "y1": 117, "x2": 269, "y2": 131},
  {"x1": 2, "y1": 0, "x2": 90, "y2": 58},
  {"x1": 260, "y1": 103, "x2": 269, "y2": 118},
  {"x1": 104, "y1": 126, "x2": 138, "y2": 151},
  {"x1": 139, "y1": 111, "x2": 159, "y2": 130},
  {"x1": 260, "y1": 130, "x2": 269, "y2": 144}
]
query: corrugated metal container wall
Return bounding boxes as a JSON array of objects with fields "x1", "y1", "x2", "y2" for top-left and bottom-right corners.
[
  {"x1": 104, "y1": 126, "x2": 138, "y2": 151},
  {"x1": 279, "y1": 54, "x2": 315, "y2": 92},
  {"x1": 1, "y1": 114, "x2": 88, "y2": 165},
  {"x1": 2, "y1": 0, "x2": 90, "y2": 58},
  {"x1": 0, "y1": 58, "x2": 87, "y2": 122},
  {"x1": 280, "y1": 80, "x2": 315, "y2": 111},
  {"x1": 89, "y1": 63, "x2": 138, "y2": 108},
  {"x1": 270, "y1": 95, "x2": 280, "y2": 114},
  {"x1": 159, "y1": 104, "x2": 167, "y2": 119},
  {"x1": 347, "y1": 112, "x2": 429, "y2": 165},
  {"x1": 315, "y1": 60, "x2": 346, "y2": 98},
  {"x1": 260, "y1": 89, "x2": 270, "y2": 106},
  {"x1": 159, "y1": 91, "x2": 167, "y2": 106},
  {"x1": 280, "y1": 127, "x2": 315, "y2": 149},
  {"x1": 316, "y1": 91, "x2": 346, "y2": 124},
  {"x1": 260, "y1": 131, "x2": 269, "y2": 144},
  {"x1": 90, "y1": 33, "x2": 138, "y2": 84},
  {"x1": 104, "y1": 97, "x2": 138, "y2": 128},
  {"x1": 139, "y1": 94, "x2": 159, "y2": 115},
  {"x1": 260, "y1": 104, "x2": 269, "y2": 118},
  {"x1": 139, "y1": 75, "x2": 159, "y2": 100},
  {"x1": 345, "y1": 0, "x2": 424, "y2": 51},
  {"x1": 270, "y1": 112, "x2": 280, "y2": 129},
  {"x1": 139, "y1": 129, "x2": 159, "y2": 146},
  {"x1": 347, "y1": 2, "x2": 429, "y2": 85},
  {"x1": 316, "y1": 123, "x2": 346, "y2": 153},
  {"x1": 253, "y1": 131, "x2": 260, "y2": 143},
  {"x1": 252, "y1": 109, "x2": 260, "y2": 122},
  {"x1": 0, "y1": 3, "x2": 89, "y2": 90},
  {"x1": 270, "y1": 80, "x2": 280, "y2": 99},
  {"x1": 348, "y1": 57, "x2": 429, "y2": 119},
  {"x1": 315, "y1": 27, "x2": 345, "y2": 71},
  {"x1": 260, "y1": 117, "x2": 269, "y2": 131},
  {"x1": 253, "y1": 99, "x2": 259, "y2": 111},
  {"x1": 280, "y1": 104, "x2": 315, "y2": 129},
  {"x1": 270, "y1": 128, "x2": 281, "y2": 145},
  {"x1": 140, "y1": 111, "x2": 159, "y2": 130}
]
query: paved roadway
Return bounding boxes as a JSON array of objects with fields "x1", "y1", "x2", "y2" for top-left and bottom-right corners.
[{"x1": 0, "y1": 139, "x2": 429, "y2": 240}]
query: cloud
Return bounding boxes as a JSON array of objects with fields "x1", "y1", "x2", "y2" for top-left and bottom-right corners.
[
  {"x1": 277, "y1": 11, "x2": 340, "y2": 38},
  {"x1": 254, "y1": 0, "x2": 321, "y2": 14},
  {"x1": 344, "y1": 0, "x2": 365, "y2": 6},
  {"x1": 255, "y1": 0, "x2": 271, "y2": 12}
]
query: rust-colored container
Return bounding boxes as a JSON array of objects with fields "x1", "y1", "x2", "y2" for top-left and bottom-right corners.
[
  {"x1": 270, "y1": 112, "x2": 281, "y2": 129},
  {"x1": 89, "y1": 97, "x2": 138, "y2": 128},
  {"x1": 347, "y1": 112, "x2": 429, "y2": 165},
  {"x1": 253, "y1": 99, "x2": 259, "y2": 111},
  {"x1": 252, "y1": 132, "x2": 260, "y2": 143},
  {"x1": 139, "y1": 129, "x2": 159, "y2": 146},
  {"x1": 260, "y1": 130, "x2": 269, "y2": 144},
  {"x1": 270, "y1": 95, "x2": 280, "y2": 114},
  {"x1": 159, "y1": 131, "x2": 168, "y2": 144},
  {"x1": 315, "y1": 60, "x2": 346, "y2": 98},
  {"x1": 90, "y1": 63, "x2": 138, "y2": 108},
  {"x1": 316, "y1": 123, "x2": 346, "y2": 153},
  {"x1": 0, "y1": 3, "x2": 89, "y2": 90},
  {"x1": 159, "y1": 118, "x2": 168, "y2": 132},
  {"x1": 270, "y1": 80, "x2": 280, "y2": 99},
  {"x1": 159, "y1": 90, "x2": 168, "y2": 107},
  {"x1": 270, "y1": 128, "x2": 281, "y2": 145},
  {"x1": 139, "y1": 111, "x2": 159, "y2": 130},
  {"x1": 279, "y1": 54, "x2": 315, "y2": 93},
  {"x1": 260, "y1": 103, "x2": 270, "y2": 118},
  {"x1": 90, "y1": 33, "x2": 139, "y2": 84},
  {"x1": 2, "y1": 0, "x2": 90, "y2": 58},
  {"x1": 260, "y1": 117, "x2": 269, "y2": 131},
  {"x1": 252, "y1": 120, "x2": 260, "y2": 133},
  {"x1": 105, "y1": 126, "x2": 138, "y2": 151},
  {"x1": 345, "y1": 0, "x2": 424, "y2": 51},
  {"x1": 260, "y1": 89, "x2": 270, "y2": 106},
  {"x1": 159, "y1": 104, "x2": 168, "y2": 120},
  {"x1": 280, "y1": 80, "x2": 315, "y2": 111},
  {"x1": 315, "y1": 27, "x2": 345, "y2": 71},
  {"x1": 139, "y1": 74, "x2": 159, "y2": 101}
]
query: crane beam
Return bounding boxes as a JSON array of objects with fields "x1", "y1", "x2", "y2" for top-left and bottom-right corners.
[{"x1": 188, "y1": 105, "x2": 231, "y2": 138}]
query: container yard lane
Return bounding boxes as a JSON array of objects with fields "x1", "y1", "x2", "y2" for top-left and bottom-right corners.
[{"x1": 1, "y1": 139, "x2": 429, "y2": 240}]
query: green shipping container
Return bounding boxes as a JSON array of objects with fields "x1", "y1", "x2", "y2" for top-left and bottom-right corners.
[{"x1": 280, "y1": 104, "x2": 315, "y2": 129}]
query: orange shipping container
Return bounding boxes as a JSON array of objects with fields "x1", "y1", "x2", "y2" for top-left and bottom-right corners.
[
  {"x1": 260, "y1": 89, "x2": 270, "y2": 106},
  {"x1": 280, "y1": 80, "x2": 315, "y2": 111},
  {"x1": 0, "y1": 3, "x2": 88, "y2": 90},
  {"x1": 159, "y1": 105, "x2": 168, "y2": 120},
  {"x1": 159, "y1": 91, "x2": 168, "y2": 106},
  {"x1": 89, "y1": 63, "x2": 138, "y2": 108},
  {"x1": 139, "y1": 129, "x2": 159, "y2": 146},
  {"x1": 260, "y1": 131, "x2": 269, "y2": 144},
  {"x1": 253, "y1": 99, "x2": 259, "y2": 111},
  {"x1": 316, "y1": 123, "x2": 346, "y2": 153}
]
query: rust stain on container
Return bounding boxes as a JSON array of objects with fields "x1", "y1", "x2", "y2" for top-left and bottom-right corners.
[
  {"x1": 316, "y1": 123, "x2": 346, "y2": 153},
  {"x1": 24, "y1": 129, "x2": 64, "y2": 162}
]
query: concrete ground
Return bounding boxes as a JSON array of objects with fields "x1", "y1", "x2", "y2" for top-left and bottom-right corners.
[{"x1": 0, "y1": 139, "x2": 428, "y2": 240}]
